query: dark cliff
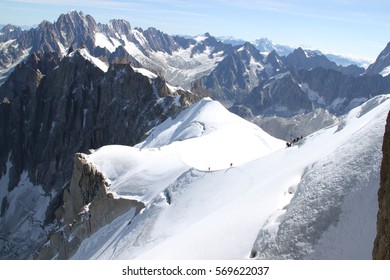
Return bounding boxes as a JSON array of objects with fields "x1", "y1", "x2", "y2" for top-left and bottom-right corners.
[{"x1": 373, "y1": 111, "x2": 390, "y2": 259}]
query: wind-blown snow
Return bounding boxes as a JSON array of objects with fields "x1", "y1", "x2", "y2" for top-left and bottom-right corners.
[{"x1": 72, "y1": 95, "x2": 390, "y2": 260}]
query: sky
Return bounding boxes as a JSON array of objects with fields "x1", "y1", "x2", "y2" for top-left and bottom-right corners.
[{"x1": 1, "y1": 0, "x2": 389, "y2": 61}]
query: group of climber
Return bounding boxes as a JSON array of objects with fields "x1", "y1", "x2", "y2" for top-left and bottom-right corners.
[{"x1": 286, "y1": 135, "x2": 303, "y2": 147}]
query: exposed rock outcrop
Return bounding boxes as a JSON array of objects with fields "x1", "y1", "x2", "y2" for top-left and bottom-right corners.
[
  {"x1": 373, "y1": 111, "x2": 390, "y2": 259},
  {"x1": 34, "y1": 153, "x2": 144, "y2": 260}
]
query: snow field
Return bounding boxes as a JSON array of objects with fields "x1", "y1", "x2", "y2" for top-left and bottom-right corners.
[{"x1": 73, "y1": 95, "x2": 390, "y2": 260}]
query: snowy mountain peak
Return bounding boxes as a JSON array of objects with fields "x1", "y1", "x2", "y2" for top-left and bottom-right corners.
[
  {"x1": 253, "y1": 37, "x2": 275, "y2": 53},
  {"x1": 56, "y1": 10, "x2": 97, "y2": 32}
]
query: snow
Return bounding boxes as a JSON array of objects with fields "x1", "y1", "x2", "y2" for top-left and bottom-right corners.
[
  {"x1": 0, "y1": 47, "x2": 31, "y2": 85},
  {"x1": 380, "y1": 65, "x2": 390, "y2": 76},
  {"x1": 149, "y1": 46, "x2": 224, "y2": 89},
  {"x1": 56, "y1": 41, "x2": 67, "y2": 56},
  {"x1": 300, "y1": 82, "x2": 326, "y2": 105},
  {"x1": 75, "y1": 48, "x2": 108, "y2": 72},
  {"x1": 72, "y1": 94, "x2": 390, "y2": 260},
  {"x1": 254, "y1": 95, "x2": 390, "y2": 259},
  {"x1": 194, "y1": 35, "x2": 208, "y2": 42},
  {"x1": 133, "y1": 67, "x2": 158, "y2": 79},
  {"x1": 0, "y1": 168, "x2": 52, "y2": 258},
  {"x1": 166, "y1": 83, "x2": 184, "y2": 94},
  {"x1": 330, "y1": 97, "x2": 347, "y2": 111},
  {"x1": 245, "y1": 57, "x2": 265, "y2": 89},
  {"x1": 94, "y1": 32, "x2": 122, "y2": 53},
  {"x1": 136, "y1": 98, "x2": 283, "y2": 170},
  {"x1": 304, "y1": 50, "x2": 317, "y2": 58},
  {"x1": 272, "y1": 71, "x2": 290, "y2": 80},
  {"x1": 237, "y1": 46, "x2": 245, "y2": 52},
  {"x1": 3, "y1": 171, "x2": 50, "y2": 231},
  {"x1": 120, "y1": 31, "x2": 225, "y2": 89},
  {"x1": 0, "y1": 39, "x2": 16, "y2": 51},
  {"x1": 379, "y1": 52, "x2": 390, "y2": 61},
  {"x1": 132, "y1": 29, "x2": 148, "y2": 47}
]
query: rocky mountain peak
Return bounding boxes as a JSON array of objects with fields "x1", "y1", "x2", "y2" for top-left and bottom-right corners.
[
  {"x1": 286, "y1": 47, "x2": 364, "y2": 76},
  {"x1": 56, "y1": 11, "x2": 97, "y2": 33},
  {"x1": 107, "y1": 19, "x2": 132, "y2": 35},
  {"x1": 365, "y1": 41, "x2": 390, "y2": 76},
  {"x1": 239, "y1": 41, "x2": 264, "y2": 61},
  {"x1": 265, "y1": 50, "x2": 285, "y2": 72},
  {"x1": 0, "y1": 24, "x2": 23, "y2": 40},
  {"x1": 141, "y1": 27, "x2": 179, "y2": 55},
  {"x1": 253, "y1": 37, "x2": 274, "y2": 53}
]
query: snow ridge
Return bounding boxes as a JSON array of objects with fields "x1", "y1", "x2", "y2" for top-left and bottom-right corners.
[{"x1": 252, "y1": 95, "x2": 390, "y2": 259}]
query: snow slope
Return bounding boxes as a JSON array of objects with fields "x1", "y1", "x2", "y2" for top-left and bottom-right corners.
[{"x1": 72, "y1": 95, "x2": 390, "y2": 260}]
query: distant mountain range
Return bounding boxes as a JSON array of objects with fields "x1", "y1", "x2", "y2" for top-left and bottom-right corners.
[{"x1": 215, "y1": 36, "x2": 372, "y2": 67}]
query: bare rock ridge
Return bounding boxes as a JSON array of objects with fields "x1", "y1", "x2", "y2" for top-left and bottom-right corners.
[
  {"x1": 35, "y1": 153, "x2": 145, "y2": 259},
  {"x1": 373, "y1": 111, "x2": 390, "y2": 259}
]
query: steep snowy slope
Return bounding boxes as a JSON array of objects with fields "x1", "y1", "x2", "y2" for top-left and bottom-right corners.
[{"x1": 71, "y1": 95, "x2": 390, "y2": 260}]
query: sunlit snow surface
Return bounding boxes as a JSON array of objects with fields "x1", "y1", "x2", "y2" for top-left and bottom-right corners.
[{"x1": 72, "y1": 95, "x2": 390, "y2": 260}]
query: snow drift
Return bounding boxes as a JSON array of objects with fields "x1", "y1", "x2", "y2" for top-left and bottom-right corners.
[{"x1": 71, "y1": 95, "x2": 390, "y2": 260}]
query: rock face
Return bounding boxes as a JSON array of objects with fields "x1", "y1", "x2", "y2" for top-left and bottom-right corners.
[
  {"x1": 373, "y1": 111, "x2": 390, "y2": 259},
  {"x1": 34, "y1": 153, "x2": 145, "y2": 260},
  {"x1": 196, "y1": 42, "x2": 270, "y2": 106}
]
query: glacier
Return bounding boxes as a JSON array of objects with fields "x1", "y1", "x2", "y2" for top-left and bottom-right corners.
[{"x1": 68, "y1": 95, "x2": 390, "y2": 260}]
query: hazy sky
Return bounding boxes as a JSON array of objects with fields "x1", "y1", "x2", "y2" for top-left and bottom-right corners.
[{"x1": 1, "y1": 0, "x2": 389, "y2": 61}]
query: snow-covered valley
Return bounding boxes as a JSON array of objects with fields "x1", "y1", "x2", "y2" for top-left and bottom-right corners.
[{"x1": 69, "y1": 94, "x2": 390, "y2": 260}]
